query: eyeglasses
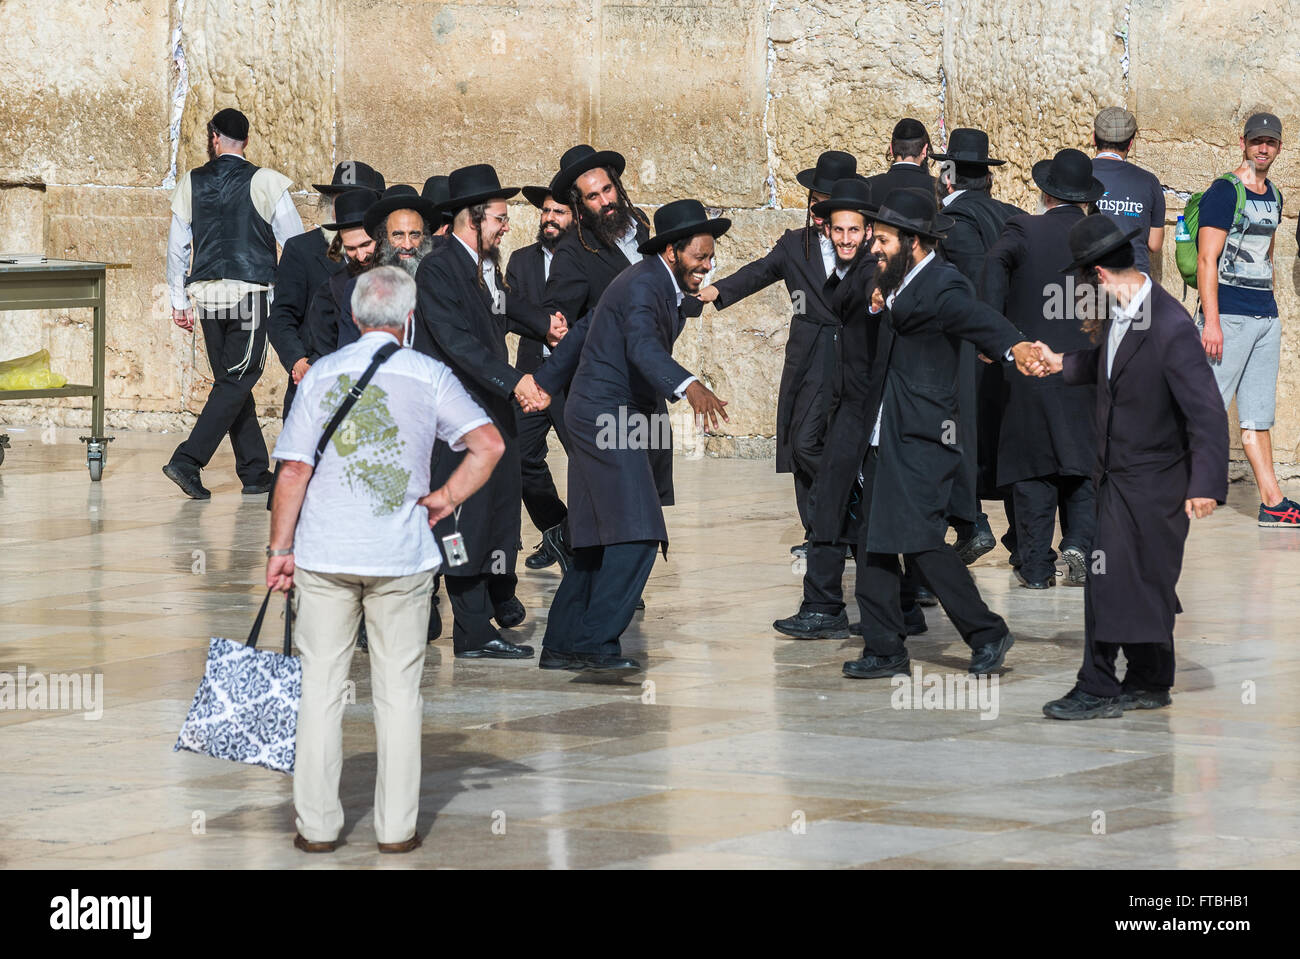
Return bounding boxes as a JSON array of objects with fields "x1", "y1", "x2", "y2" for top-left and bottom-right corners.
[{"x1": 482, "y1": 213, "x2": 509, "y2": 226}]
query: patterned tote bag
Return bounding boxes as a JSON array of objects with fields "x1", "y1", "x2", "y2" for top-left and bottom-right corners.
[{"x1": 174, "y1": 588, "x2": 301, "y2": 774}]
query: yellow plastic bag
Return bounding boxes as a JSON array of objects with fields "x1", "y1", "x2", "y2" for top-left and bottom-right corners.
[{"x1": 0, "y1": 349, "x2": 69, "y2": 390}]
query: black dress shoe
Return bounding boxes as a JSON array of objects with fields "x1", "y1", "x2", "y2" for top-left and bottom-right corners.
[
  {"x1": 954, "y1": 526, "x2": 996, "y2": 565},
  {"x1": 493, "y1": 596, "x2": 526, "y2": 628},
  {"x1": 969, "y1": 632, "x2": 1014, "y2": 674},
  {"x1": 1043, "y1": 686, "x2": 1123, "y2": 720},
  {"x1": 1061, "y1": 546, "x2": 1088, "y2": 586},
  {"x1": 913, "y1": 585, "x2": 939, "y2": 607},
  {"x1": 773, "y1": 609, "x2": 849, "y2": 639},
  {"x1": 1014, "y1": 569, "x2": 1055, "y2": 589},
  {"x1": 241, "y1": 471, "x2": 275, "y2": 494},
  {"x1": 454, "y1": 637, "x2": 534, "y2": 659},
  {"x1": 538, "y1": 647, "x2": 579, "y2": 670},
  {"x1": 162, "y1": 462, "x2": 210, "y2": 500},
  {"x1": 572, "y1": 652, "x2": 641, "y2": 673},
  {"x1": 1119, "y1": 687, "x2": 1172, "y2": 710},
  {"x1": 524, "y1": 542, "x2": 557, "y2": 570},
  {"x1": 541, "y1": 523, "x2": 574, "y2": 574},
  {"x1": 635, "y1": 597, "x2": 645, "y2": 611},
  {"x1": 843, "y1": 652, "x2": 910, "y2": 679}
]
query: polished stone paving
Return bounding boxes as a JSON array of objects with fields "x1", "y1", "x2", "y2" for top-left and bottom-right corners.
[{"x1": 1, "y1": 426, "x2": 1298, "y2": 869}]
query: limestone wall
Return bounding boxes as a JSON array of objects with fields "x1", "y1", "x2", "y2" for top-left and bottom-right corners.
[{"x1": 2, "y1": 0, "x2": 1297, "y2": 466}]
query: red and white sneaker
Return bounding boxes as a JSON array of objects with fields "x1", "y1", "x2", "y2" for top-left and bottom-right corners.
[{"x1": 1258, "y1": 497, "x2": 1300, "y2": 527}]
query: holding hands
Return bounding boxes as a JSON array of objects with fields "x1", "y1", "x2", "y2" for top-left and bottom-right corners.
[
  {"x1": 546, "y1": 311, "x2": 568, "y2": 348},
  {"x1": 1009, "y1": 341, "x2": 1064, "y2": 377},
  {"x1": 514, "y1": 373, "x2": 551, "y2": 413}
]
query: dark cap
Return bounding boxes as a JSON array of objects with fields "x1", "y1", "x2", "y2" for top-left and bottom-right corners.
[
  {"x1": 892, "y1": 118, "x2": 928, "y2": 141},
  {"x1": 210, "y1": 108, "x2": 249, "y2": 141},
  {"x1": 1244, "y1": 112, "x2": 1283, "y2": 141}
]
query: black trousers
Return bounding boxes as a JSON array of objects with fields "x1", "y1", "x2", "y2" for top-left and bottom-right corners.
[
  {"x1": 445, "y1": 573, "x2": 502, "y2": 653},
  {"x1": 950, "y1": 496, "x2": 1018, "y2": 552},
  {"x1": 855, "y1": 449, "x2": 1007, "y2": 657},
  {"x1": 516, "y1": 390, "x2": 569, "y2": 534},
  {"x1": 1012, "y1": 473, "x2": 1096, "y2": 582},
  {"x1": 1078, "y1": 638, "x2": 1175, "y2": 698},
  {"x1": 172, "y1": 293, "x2": 270, "y2": 482},
  {"x1": 542, "y1": 541, "x2": 657, "y2": 656},
  {"x1": 803, "y1": 542, "x2": 919, "y2": 616}
]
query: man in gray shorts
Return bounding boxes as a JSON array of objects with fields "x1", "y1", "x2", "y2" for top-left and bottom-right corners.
[{"x1": 1196, "y1": 111, "x2": 1297, "y2": 527}]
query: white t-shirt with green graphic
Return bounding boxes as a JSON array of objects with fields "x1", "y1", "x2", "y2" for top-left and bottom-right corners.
[{"x1": 274, "y1": 331, "x2": 492, "y2": 576}]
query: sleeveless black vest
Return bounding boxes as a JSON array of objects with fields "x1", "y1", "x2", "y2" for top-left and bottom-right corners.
[{"x1": 186, "y1": 154, "x2": 277, "y2": 285}]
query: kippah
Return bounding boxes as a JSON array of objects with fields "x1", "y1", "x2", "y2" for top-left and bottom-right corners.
[
  {"x1": 892, "y1": 117, "x2": 928, "y2": 141},
  {"x1": 211, "y1": 108, "x2": 249, "y2": 141}
]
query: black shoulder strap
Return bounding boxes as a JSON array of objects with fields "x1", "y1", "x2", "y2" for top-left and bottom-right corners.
[{"x1": 313, "y1": 341, "x2": 400, "y2": 467}]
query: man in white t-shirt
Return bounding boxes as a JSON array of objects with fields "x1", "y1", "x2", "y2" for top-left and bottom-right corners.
[{"x1": 266, "y1": 266, "x2": 504, "y2": 854}]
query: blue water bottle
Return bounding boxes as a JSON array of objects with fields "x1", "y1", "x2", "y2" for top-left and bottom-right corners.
[{"x1": 1175, "y1": 214, "x2": 1191, "y2": 242}]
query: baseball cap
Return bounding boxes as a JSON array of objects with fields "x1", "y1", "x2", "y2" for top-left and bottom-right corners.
[
  {"x1": 1243, "y1": 112, "x2": 1283, "y2": 141},
  {"x1": 1094, "y1": 106, "x2": 1137, "y2": 142}
]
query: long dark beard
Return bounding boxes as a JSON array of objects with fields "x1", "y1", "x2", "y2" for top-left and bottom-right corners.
[
  {"x1": 344, "y1": 253, "x2": 374, "y2": 278},
  {"x1": 536, "y1": 222, "x2": 568, "y2": 251},
  {"x1": 581, "y1": 199, "x2": 634, "y2": 247},
  {"x1": 376, "y1": 234, "x2": 434, "y2": 278},
  {"x1": 876, "y1": 248, "x2": 912, "y2": 297}
]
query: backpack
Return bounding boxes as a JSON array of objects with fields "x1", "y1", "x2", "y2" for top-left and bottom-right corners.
[{"x1": 1176, "y1": 173, "x2": 1281, "y2": 289}]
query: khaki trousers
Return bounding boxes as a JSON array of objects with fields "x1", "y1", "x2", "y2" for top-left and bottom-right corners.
[{"x1": 292, "y1": 567, "x2": 433, "y2": 845}]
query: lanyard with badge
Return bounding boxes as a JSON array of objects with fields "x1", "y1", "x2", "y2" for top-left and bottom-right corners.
[{"x1": 442, "y1": 505, "x2": 469, "y2": 567}]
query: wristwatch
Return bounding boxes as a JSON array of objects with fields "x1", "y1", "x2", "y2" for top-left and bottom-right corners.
[{"x1": 266, "y1": 547, "x2": 294, "y2": 557}]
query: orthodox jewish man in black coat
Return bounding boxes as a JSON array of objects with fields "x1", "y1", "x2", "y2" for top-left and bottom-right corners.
[
  {"x1": 770, "y1": 177, "x2": 926, "y2": 639},
  {"x1": 268, "y1": 161, "x2": 384, "y2": 418},
  {"x1": 535, "y1": 200, "x2": 732, "y2": 673},
  {"x1": 697, "y1": 150, "x2": 860, "y2": 553},
  {"x1": 303, "y1": 188, "x2": 380, "y2": 360},
  {"x1": 413, "y1": 164, "x2": 550, "y2": 660},
  {"x1": 843, "y1": 188, "x2": 1045, "y2": 680},
  {"x1": 932, "y1": 129, "x2": 1023, "y2": 563},
  {"x1": 1034, "y1": 217, "x2": 1228, "y2": 719},
  {"x1": 983, "y1": 149, "x2": 1104, "y2": 590}
]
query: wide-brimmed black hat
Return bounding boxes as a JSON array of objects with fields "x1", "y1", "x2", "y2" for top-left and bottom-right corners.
[
  {"x1": 548, "y1": 145, "x2": 627, "y2": 201},
  {"x1": 422, "y1": 175, "x2": 452, "y2": 224},
  {"x1": 810, "y1": 177, "x2": 876, "y2": 219},
  {"x1": 637, "y1": 199, "x2": 731, "y2": 255},
  {"x1": 1061, "y1": 215, "x2": 1144, "y2": 273},
  {"x1": 521, "y1": 185, "x2": 555, "y2": 209},
  {"x1": 931, "y1": 128, "x2": 1005, "y2": 166},
  {"x1": 363, "y1": 185, "x2": 440, "y2": 238},
  {"x1": 796, "y1": 150, "x2": 858, "y2": 195},
  {"x1": 1032, "y1": 148, "x2": 1106, "y2": 203},
  {"x1": 210, "y1": 108, "x2": 249, "y2": 141},
  {"x1": 866, "y1": 188, "x2": 954, "y2": 241},
  {"x1": 320, "y1": 188, "x2": 380, "y2": 231},
  {"x1": 438, "y1": 164, "x2": 519, "y2": 216},
  {"x1": 313, "y1": 161, "x2": 386, "y2": 195}
]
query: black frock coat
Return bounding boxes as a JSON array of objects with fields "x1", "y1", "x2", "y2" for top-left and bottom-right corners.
[
  {"x1": 543, "y1": 214, "x2": 650, "y2": 325},
  {"x1": 710, "y1": 227, "x2": 838, "y2": 474},
  {"x1": 413, "y1": 239, "x2": 524, "y2": 575},
  {"x1": 864, "y1": 257, "x2": 1024, "y2": 554},
  {"x1": 268, "y1": 227, "x2": 341, "y2": 414},
  {"x1": 982, "y1": 206, "x2": 1098, "y2": 486},
  {"x1": 557, "y1": 257, "x2": 693, "y2": 549},
  {"x1": 1062, "y1": 282, "x2": 1227, "y2": 645}
]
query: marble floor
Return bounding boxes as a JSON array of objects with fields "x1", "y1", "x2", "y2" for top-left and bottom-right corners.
[{"x1": 1, "y1": 426, "x2": 1298, "y2": 869}]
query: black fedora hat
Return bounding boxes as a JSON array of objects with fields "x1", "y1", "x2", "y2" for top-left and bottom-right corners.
[
  {"x1": 422, "y1": 175, "x2": 452, "y2": 224},
  {"x1": 320, "y1": 188, "x2": 380, "y2": 231},
  {"x1": 313, "y1": 160, "x2": 386, "y2": 195},
  {"x1": 549, "y1": 145, "x2": 627, "y2": 201},
  {"x1": 1061, "y1": 215, "x2": 1144, "y2": 273},
  {"x1": 1032, "y1": 148, "x2": 1106, "y2": 203},
  {"x1": 521, "y1": 185, "x2": 554, "y2": 209},
  {"x1": 796, "y1": 150, "x2": 858, "y2": 195},
  {"x1": 637, "y1": 199, "x2": 731, "y2": 255},
  {"x1": 810, "y1": 177, "x2": 876, "y2": 219},
  {"x1": 363, "y1": 185, "x2": 440, "y2": 238},
  {"x1": 931, "y1": 128, "x2": 1005, "y2": 166},
  {"x1": 866, "y1": 188, "x2": 954, "y2": 241},
  {"x1": 439, "y1": 164, "x2": 519, "y2": 216}
]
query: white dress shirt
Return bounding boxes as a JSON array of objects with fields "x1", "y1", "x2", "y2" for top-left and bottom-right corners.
[
  {"x1": 615, "y1": 221, "x2": 643, "y2": 266},
  {"x1": 453, "y1": 234, "x2": 505, "y2": 315},
  {"x1": 869, "y1": 250, "x2": 936, "y2": 446},
  {"x1": 941, "y1": 189, "x2": 966, "y2": 208},
  {"x1": 541, "y1": 247, "x2": 554, "y2": 357},
  {"x1": 818, "y1": 232, "x2": 837, "y2": 279},
  {"x1": 1107, "y1": 273, "x2": 1152, "y2": 378},
  {"x1": 657, "y1": 256, "x2": 698, "y2": 399}
]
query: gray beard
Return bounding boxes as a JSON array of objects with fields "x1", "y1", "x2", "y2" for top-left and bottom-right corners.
[{"x1": 376, "y1": 236, "x2": 433, "y2": 278}]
